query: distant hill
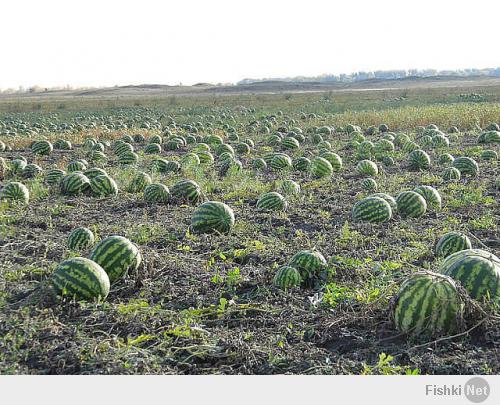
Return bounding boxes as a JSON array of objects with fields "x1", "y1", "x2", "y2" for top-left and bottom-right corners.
[{"x1": 238, "y1": 67, "x2": 500, "y2": 85}]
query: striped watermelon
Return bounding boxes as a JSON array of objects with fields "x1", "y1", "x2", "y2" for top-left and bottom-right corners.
[
  {"x1": 151, "y1": 158, "x2": 170, "y2": 173},
  {"x1": 84, "y1": 167, "x2": 108, "y2": 180},
  {"x1": 279, "y1": 180, "x2": 301, "y2": 196},
  {"x1": 356, "y1": 160, "x2": 378, "y2": 176},
  {"x1": 67, "y1": 160, "x2": 87, "y2": 173},
  {"x1": 90, "y1": 151, "x2": 107, "y2": 163},
  {"x1": 114, "y1": 141, "x2": 134, "y2": 155},
  {"x1": 394, "y1": 272, "x2": 463, "y2": 337},
  {"x1": 118, "y1": 151, "x2": 139, "y2": 165},
  {"x1": 68, "y1": 227, "x2": 95, "y2": 250},
  {"x1": 216, "y1": 143, "x2": 235, "y2": 156},
  {"x1": 32, "y1": 140, "x2": 53, "y2": 156},
  {"x1": 310, "y1": 156, "x2": 333, "y2": 178},
  {"x1": 382, "y1": 156, "x2": 395, "y2": 167},
  {"x1": 439, "y1": 153, "x2": 455, "y2": 165},
  {"x1": 181, "y1": 153, "x2": 201, "y2": 167},
  {"x1": 452, "y1": 157, "x2": 479, "y2": 177},
  {"x1": 218, "y1": 158, "x2": 242, "y2": 177},
  {"x1": 0, "y1": 182, "x2": 30, "y2": 205},
  {"x1": 369, "y1": 193, "x2": 397, "y2": 211},
  {"x1": 282, "y1": 137, "x2": 300, "y2": 150},
  {"x1": 171, "y1": 179, "x2": 202, "y2": 204},
  {"x1": 273, "y1": 266, "x2": 302, "y2": 290},
  {"x1": 197, "y1": 151, "x2": 214, "y2": 164},
  {"x1": 408, "y1": 149, "x2": 431, "y2": 170},
  {"x1": 320, "y1": 151, "x2": 343, "y2": 171},
  {"x1": 252, "y1": 158, "x2": 267, "y2": 171},
  {"x1": 144, "y1": 143, "x2": 162, "y2": 154},
  {"x1": 288, "y1": 250, "x2": 327, "y2": 282},
  {"x1": 144, "y1": 183, "x2": 170, "y2": 204},
  {"x1": 128, "y1": 171, "x2": 152, "y2": 193},
  {"x1": 442, "y1": 167, "x2": 461, "y2": 181},
  {"x1": 256, "y1": 192, "x2": 287, "y2": 212},
  {"x1": 414, "y1": 185, "x2": 442, "y2": 210},
  {"x1": 90, "y1": 175, "x2": 118, "y2": 197},
  {"x1": 11, "y1": 159, "x2": 27, "y2": 174},
  {"x1": 270, "y1": 153, "x2": 293, "y2": 171},
  {"x1": 440, "y1": 251, "x2": 499, "y2": 303},
  {"x1": 149, "y1": 134, "x2": 163, "y2": 144},
  {"x1": 22, "y1": 163, "x2": 42, "y2": 178},
  {"x1": 293, "y1": 157, "x2": 311, "y2": 172},
  {"x1": 191, "y1": 201, "x2": 235, "y2": 233},
  {"x1": 45, "y1": 169, "x2": 66, "y2": 186},
  {"x1": 352, "y1": 196, "x2": 392, "y2": 223},
  {"x1": 481, "y1": 150, "x2": 497, "y2": 161},
  {"x1": 89, "y1": 235, "x2": 141, "y2": 284},
  {"x1": 435, "y1": 232, "x2": 472, "y2": 258},
  {"x1": 61, "y1": 172, "x2": 91, "y2": 196},
  {"x1": 396, "y1": 191, "x2": 427, "y2": 218},
  {"x1": 236, "y1": 142, "x2": 250, "y2": 155},
  {"x1": 361, "y1": 178, "x2": 378, "y2": 192},
  {"x1": 51, "y1": 257, "x2": 110, "y2": 301}
]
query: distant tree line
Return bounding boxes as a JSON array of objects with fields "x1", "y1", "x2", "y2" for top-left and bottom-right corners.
[{"x1": 237, "y1": 67, "x2": 500, "y2": 85}]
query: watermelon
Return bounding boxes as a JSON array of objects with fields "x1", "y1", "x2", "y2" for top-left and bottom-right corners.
[
  {"x1": 84, "y1": 167, "x2": 108, "y2": 180},
  {"x1": 256, "y1": 192, "x2": 287, "y2": 212},
  {"x1": 197, "y1": 151, "x2": 214, "y2": 164},
  {"x1": 278, "y1": 180, "x2": 301, "y2": 196},
  {"x1": 171, "y1": 180, "x2": 202, "y2": 204},
  {"x1": 60, "y1": 172, "x2": 91, "y2": 196},
  {"x1": 181, "y1": 153, "x2": 201, "y2": 167},
  {"x1": 435, "y1": 232, "x2": 472, "y2": 258},
  {"x1": 273, "y1": 266, "x2": 302, "y2": 290},
  {"x1": 288, "y1": 250, "x2": 327, "y2": 282},
  {"x1": 361, "y1": 178, "x2": 378, "y2": 192},
  {"x1": 89, "y1": 235, "x2": 141, "y2": 284},
  {"x1": 408, "y1": 149, "x2": 431, "y2": 170},
  {"x1": 144, "y1": 183, "x2": 170, "y2": 204},
  {"x1": 22, "y1": 163, "x2": 42, "y2": 179},
  {"x1": 481, "y1": 150, "x2": 498, "y2": 161},
  {"x1": 438, "y1": 249, "x2": 499, "y2": 302},
  {"x1": 310, "y1": 156, "x2": 333, "y2": 178},
  {"x1": 90, "y1": 175, "x2": 118, "y2": 197},
  {"x1": 282, "y1": 137, "x2": 300, "y2": 150},
  {"x1": 352, "y1": 196, "x2": 392, "y2": 223},
  {"x1": 439, "y1": 249, "x2": 500, "y2": 274},
  {"x1": 67, "y1": 160, "x2": 87, "y2": 173},
  {"x1": 366, "y1": 194, "x2": 392, "y2": 209},
  {"x1": 439, "y1": 153, "x2": 455, "y2": 165},
  {"x1": 293, "y1": 157, "x2": 311, "y2": 172},
  {"x1": 31, "y1": 140, "x2": 53, "y2": 156},
  {"x1": 191, "y1": 201, "x2": 235, "y2": 233},
  {"x1": 414, "y1": 185, "x2": 442, "y2": 210},
  {"x1": 356, "y1": 160, "x2": 378, "y2": 176},
  {"x1": 394, "y1": 272, "x2": 463, "y2": 337},
  {"x1": 68, "y1": 227, "x2": 95, "y2": 250},
  {"x1": 442, "y1": 167, "x2": 461, "y2": 181},
  {"x1": 144, "y1": 143, "x2": 162, "y2": 154},
  {"x1": 270, "y1": 153, "x2": 293, "y2": 171},
  {"x1": 128, "y1": 171, "x2": 152, "y2": 193},
  {"x1": 118, "y1": 151, "x2": 139, "y2": 165},
  {"x1": 51, "y1": 257, "x2": 110, "y2": 301},
  {"x1": 252, "y1": 158, "x2": 267, "y2": 171},
  {"x1": 0, "y1": 182, "x2": 30, "y2": 205},
  {"x1": 396, "y1": 191, "x2": 427, "y2": 218},
  {"x1": 54, "y1": 139, "x2": 72, "y2": 150},
  {"x1": 452, "y1": 157, "x2": 479, "y2": 177},
  {"x1": 320, "y1": 151, "x2": 343, "y2": 171}
]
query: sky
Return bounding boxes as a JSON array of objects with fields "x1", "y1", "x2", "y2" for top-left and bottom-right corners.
[{"x1": 0, "y1": 0, "x2": 499, "y2": 89}]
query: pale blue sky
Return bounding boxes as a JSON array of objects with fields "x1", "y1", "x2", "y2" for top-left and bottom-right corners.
[{"x1": 0, "y1": 0, "x2": 499, "y2": 89}]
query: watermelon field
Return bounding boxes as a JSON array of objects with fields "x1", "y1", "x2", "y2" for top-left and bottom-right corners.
[{"x1": 0, "y1": 91, "x2": 499, "y2": 375}]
